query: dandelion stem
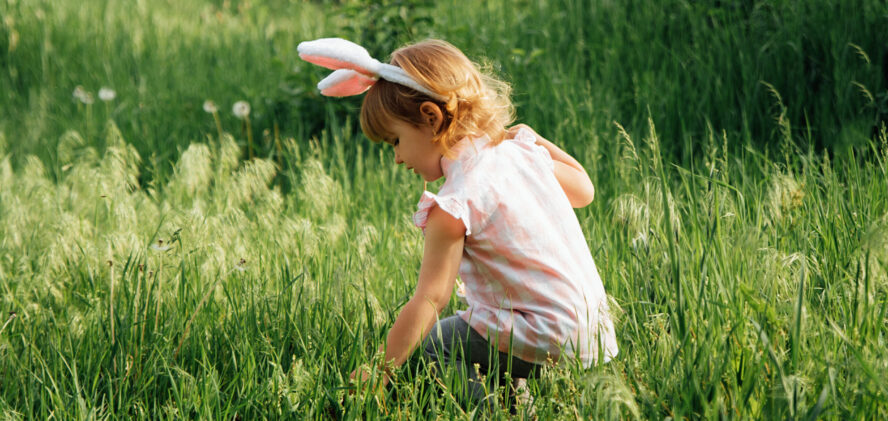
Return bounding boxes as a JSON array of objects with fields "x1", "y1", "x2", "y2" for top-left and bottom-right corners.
[
  {"x1": 212, "y1": 111, "x2": 224, "y2": 140},
  {"x1": 274, "y1": 120, "x2": 282, "y2": 167},
  {"x1": 85, "y1": 103, "x2": 92, "y2": 142},
  {"x1": 245, "y1": 116, "x2": 254, "y2": 160}
]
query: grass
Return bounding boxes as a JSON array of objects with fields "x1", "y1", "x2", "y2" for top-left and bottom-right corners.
[{"x1": 1, "y1": 0, "x2": 887, "y2": 418}]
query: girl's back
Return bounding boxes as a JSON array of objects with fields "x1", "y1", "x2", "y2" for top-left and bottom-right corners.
[{"x1": 415, "y1": 128, "x2": 619, "y2": 368}]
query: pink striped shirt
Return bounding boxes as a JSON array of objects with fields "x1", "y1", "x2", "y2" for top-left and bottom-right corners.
[{"x1": 413, "y1": 128, "x2": 619, "y2": 368}]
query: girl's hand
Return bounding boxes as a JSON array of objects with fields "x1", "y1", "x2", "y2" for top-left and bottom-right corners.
[{"x1": 348, "y1": 364, "x2": 390, "y2": 395}]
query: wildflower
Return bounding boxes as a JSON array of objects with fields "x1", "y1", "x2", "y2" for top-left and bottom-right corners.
[
  {"x1": 203, "y1": 100, "x2": 218, "y2": 114},
  {"x1": 234, "y1": 258, "x2": 247, "y2": 272},
  {"x1": 232, "y1": 101, "x2": 250, "y2": 119},
  {"x1": 98, "y1": 87, "x2": 116, "y2": 102},
  {"x1": 150, "y1": 239, "x2": 171, "y2": 252}
]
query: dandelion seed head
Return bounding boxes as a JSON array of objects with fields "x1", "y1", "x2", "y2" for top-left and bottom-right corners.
[
  {"x1": 98, "y1": 87, "x2": 116, "y2": 102},
  {"x1": 73, "y1": 85, "x2": 87, "y2": 102},
  {"x1": 232, "y1": 100, "x2": 250, "y2": 119},
  {"x1": 203, "y1": 100, "x2": 218, "y2": 114}
]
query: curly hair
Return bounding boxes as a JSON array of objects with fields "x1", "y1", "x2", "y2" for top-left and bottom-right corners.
[{"x1": 360, "y1": 39, "x2": 515, "y2": 157}]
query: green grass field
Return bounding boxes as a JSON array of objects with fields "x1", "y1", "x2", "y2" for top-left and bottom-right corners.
[{"x1": 1, "y1": 0, "x2": 887, "y2": 418}]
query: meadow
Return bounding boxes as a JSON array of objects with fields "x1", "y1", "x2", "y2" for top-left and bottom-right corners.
[{"x1": 1, "y1": 0, "x2": 887, "y2": 418}]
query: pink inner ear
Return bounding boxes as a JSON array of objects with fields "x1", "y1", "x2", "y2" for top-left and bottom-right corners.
[
  {"x1": 321, "y1": 72, "x2": 377, "y2": 97},
  {"x1": 299, "y1": 54, "x2": 376, "y2": 77}
]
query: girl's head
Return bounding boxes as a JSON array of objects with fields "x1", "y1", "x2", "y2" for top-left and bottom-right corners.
[{"x1": 360, "y1": 40, "x2": 515, "y2": 157}]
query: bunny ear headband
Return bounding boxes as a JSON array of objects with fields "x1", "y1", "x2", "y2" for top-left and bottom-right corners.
[{"x1": 297, "y1": 37, "x2": 447, "y2": 101}]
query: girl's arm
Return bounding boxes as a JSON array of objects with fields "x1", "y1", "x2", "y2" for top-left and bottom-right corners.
[
  {"x1": 352, "y1": 205, "x2": 465, "y2": 385},
  {"x1": 507, "y1": 124, "x2": 596, "y2": 208}
]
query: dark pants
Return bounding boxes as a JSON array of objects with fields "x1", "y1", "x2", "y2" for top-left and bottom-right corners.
[{"x1": 421, "y1": 315, "x2": 541, "y2": 405}]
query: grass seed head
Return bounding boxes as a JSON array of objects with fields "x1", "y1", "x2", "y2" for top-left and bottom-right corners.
[{"x1": 169, "y1": 142, "x2": 213, "y2": 198}]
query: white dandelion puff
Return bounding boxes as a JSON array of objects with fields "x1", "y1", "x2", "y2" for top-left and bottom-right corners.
[
  {"x1": 73, "y1": 85, "x2": 87, "y2": 102},
  {"x1": 232, "y1": 101, "x2": 250, "y2": 119},
  {"x1": 98, "y1": 87, "x2": 116, "y2": 102},
  {"x1": 81, "y1": 92, "x2": 94, "y2": 105},
  {"x1": 203, "y1": 100, "x2": 218, "y2": 114}
]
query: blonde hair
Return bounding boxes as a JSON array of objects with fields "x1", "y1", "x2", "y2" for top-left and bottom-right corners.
[{"x1": 360, "y1": 39, "x2": 514, "y2": 157}]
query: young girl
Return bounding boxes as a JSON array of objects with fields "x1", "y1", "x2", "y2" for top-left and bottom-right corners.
[{"x1": 298, "y1": 38, "x2": 618, "y2": 402}]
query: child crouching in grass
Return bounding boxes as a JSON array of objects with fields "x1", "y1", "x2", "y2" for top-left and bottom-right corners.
[{"x1": 298, "y1": 37, "x2": 618, "y2": 408}]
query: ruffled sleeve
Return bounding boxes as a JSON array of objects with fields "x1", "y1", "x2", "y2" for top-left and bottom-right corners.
[
  {"x1": 413, "y1": 191, "x2": 471, "y2": 236},
  {"x1": 511, "y1": 127, "x2": 554, "y2": 171}
]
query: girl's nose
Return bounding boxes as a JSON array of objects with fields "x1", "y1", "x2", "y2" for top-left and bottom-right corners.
[{"x1": 394, "y1": 152, "x2": 403, "y2": 165}]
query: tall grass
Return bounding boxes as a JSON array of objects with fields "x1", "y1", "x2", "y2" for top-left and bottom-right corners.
[{"x1": 1, "y1": 0, "x2": 887, "y2": 418}]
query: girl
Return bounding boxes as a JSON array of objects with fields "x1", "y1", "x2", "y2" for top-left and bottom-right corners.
[{"x1": 298, "y1": 38, "x2": 618, "y2": 403}]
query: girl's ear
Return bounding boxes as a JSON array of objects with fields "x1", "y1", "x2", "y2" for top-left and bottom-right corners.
[{"x1": 419, "y1": 101, "x2": 444, "y2": 133}]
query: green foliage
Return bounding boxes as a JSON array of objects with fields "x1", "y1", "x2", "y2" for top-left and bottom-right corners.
[{"x1": 0, "y1": 0, "x2": 887, "y2": 419}]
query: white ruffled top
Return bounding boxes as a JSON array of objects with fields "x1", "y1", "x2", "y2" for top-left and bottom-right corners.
[{"x1": 412, "y1": 128, "x2": 619, "y2": 367}]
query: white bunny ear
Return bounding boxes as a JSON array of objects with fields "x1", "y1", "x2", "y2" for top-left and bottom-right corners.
[
  {"x1": 297, "y1": 38, "x2": 381, "y2": 77},
  {"x1": 317, "y1": 69, "x2": 377, "y2": 97},
  {"x1": 377, "y1": 64, "x2": 446, "y2": 101},
  {"x1": 298, "y1": 37, "x2": 446, "y2": 100}
]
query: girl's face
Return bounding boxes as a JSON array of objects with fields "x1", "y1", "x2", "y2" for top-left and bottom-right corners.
[{"x1": 389, "y1": 118, "x2": 444, "y2": 182}]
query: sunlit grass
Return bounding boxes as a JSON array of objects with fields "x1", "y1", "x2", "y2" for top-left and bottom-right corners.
[{"x1": 1, "y1": 0, "x2": 887, "y2": 419}]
